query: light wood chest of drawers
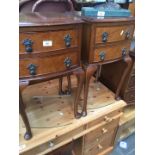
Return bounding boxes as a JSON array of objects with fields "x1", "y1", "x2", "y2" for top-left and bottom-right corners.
[{"x1": 19, "y1": 77, "x2": 126, "y2": 155}]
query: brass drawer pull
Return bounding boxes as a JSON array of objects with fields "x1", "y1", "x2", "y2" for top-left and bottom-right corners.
[
  {"x1": 102, "y1": 32, "x2": 108, "y2": 43},
  {"x1": 64, "y1": 57, "x2": 72, "y2": 68},
  {"x1": 125, "y1": 31, "x2": 130, "y2": 39},
  {"x1": 104, "y1": 116, "x2": 113, "y2": 123},
  {"x1": 102, "y1": 128, "x2": 108, "y2": 134},
  {"x1": 98, "y1": 144, "x2": 103, "y2": 150},
  {"x1": 27, "y1": 64, "x2": 37, "y2": 76},
  {"x1": 99, "y1": 52, "x2": 105, "y2": 61},
  {"x1": 64, "y1": 34, "x2": 72, "y2": 47},
  {"x1": 122, "y1": 48, "x2": 127, "y2": 58},
  {"x1": 23, "y1": 39, "x2": 33, "y2": 53}
]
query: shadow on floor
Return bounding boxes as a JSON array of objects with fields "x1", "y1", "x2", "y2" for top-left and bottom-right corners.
[{"x1": 110, "y1": 133, "x2": 135, "y2": 155}]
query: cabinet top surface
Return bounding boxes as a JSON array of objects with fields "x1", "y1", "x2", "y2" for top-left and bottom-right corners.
[
  {"x1": 74, "y1": 12, "x2": 135, "y2": 23},
  {"x1": 19, "y1": 12, "x2": 83, "y2": 27},
  {"x1": 80, "y1": 15, "x2": 135, "y2": 23}
]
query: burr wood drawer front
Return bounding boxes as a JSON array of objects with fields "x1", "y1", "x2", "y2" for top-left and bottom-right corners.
[
  {"x1": 84, "y1": 116, "x2": 120, "y2": 149},
  {"x1": 83, "y1": 130, "x2": 116, "y2": 155},
  {"x1": 19, "y1": 29, "x2": 78, "y2": 54},
  {"x1": 95, "y1": 25, "x2": 134, "y2": 44},
  {"x1": 19, "y1": 51, "x2": 79, "y2": 78},
  {"x1": 93, "y1": 42, "x2": 131, "y2": 63}
]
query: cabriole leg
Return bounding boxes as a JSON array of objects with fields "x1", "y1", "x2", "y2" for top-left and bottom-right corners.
[
  {"x1": 83, "y1": 64, "x2": 97, "y2": 116},
  {"x1": 19, "y1": 90, "x2": 32, "y2": 140},
  {"x1": 73, "y1": 68, "x2": 85, "y2": 119},
  {"x1": 115, "y1": 56, "x2": 132, "y2": 100}
]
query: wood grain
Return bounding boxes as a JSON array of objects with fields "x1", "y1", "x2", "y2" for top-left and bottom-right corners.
[
  {"x1": 95, "y1": 25, "x2": 134, "y2": 44},
  {"x1": 20, "y1": 29, "x2": 78, "y2": 53},
  {"x1": 93, "y1": 42, "x2": 131, "y2": 63},
  {"x1": 20, "y1": 51, "x2": 78, "y2": 78}
]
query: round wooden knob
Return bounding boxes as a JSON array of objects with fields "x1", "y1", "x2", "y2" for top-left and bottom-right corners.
[
  {"x1": 102, "y1": 128, "x2": 108, "y2": 134},
  {"x1": 98, "y1": 144, "x2": 103, "y2": 150},
  {"x1": 104, "y1": 116, "x2": 112, "y2": 122}
]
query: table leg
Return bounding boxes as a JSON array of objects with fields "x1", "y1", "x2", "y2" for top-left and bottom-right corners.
[
  {"x1": 83, "y1": 64, "x2": 97, "y2": 116},
  {"x1": 115, "y1": 56, "x2": 132, "y2": 100},
  {"x1": 59, "y1": 77, "x2": 64, "y2": 95},
  {"x1": 59, "y1": 74, "x2": 71, "y2": 95},
  {"x1": 65, "y1": 74, "x2": 71, "y2": 95},
  {"x1": 19, "y1": 90, "x2": 32, "y2": 140},
  {"x1": 73, "y1": 68, "x2": 85, "y2": 119}
]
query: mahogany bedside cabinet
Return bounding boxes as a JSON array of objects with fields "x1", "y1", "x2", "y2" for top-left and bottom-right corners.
[
  {"x1": 19, "y1": 12, "x2": 84, "y2": 140},
  {"x1": 80, "y1": 16, "x2": 135, "y2": 115}
]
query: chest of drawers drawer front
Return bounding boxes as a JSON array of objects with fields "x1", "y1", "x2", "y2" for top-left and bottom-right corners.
[
  {"x1": 19, "y1": 29, "x2": 78, "y2": 54},
  {"x1": 95, "y1": 25, "x2": 134, "y2": 44},
  {"x1": 84, "y1": 130, "x2": 115, "y2": 155},
  {"x1": 93, "y1": 42, "x2": 130, "y2": 63},
  {"x1": 88, "y1": 109, "x2": 121, "y2": 128},
  {"x1": 84, "y1": 117, "x2": 119, "y2": 149},
  {"x1": 19, "y1": 51, "x2": 78, "y2": 78}
]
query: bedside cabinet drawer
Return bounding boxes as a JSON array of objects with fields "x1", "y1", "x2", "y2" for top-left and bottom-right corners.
[
  {"x1": 93, "y1": 42, "x2": 130, "y2": 63},
  {"x1": 19, "y1": 51, "x2": 79, "y2": 78},
  {"x1": 20, "y1": 29, "x2": 78, "y2": 54},
  {"x1": 84, "y1": 130, "x2": 115, "y2": 155},
  {"x1": 84, "y1": 117, "x2": 120, "y2": 149},
  {"x1": 95, "y1": 25, "x2": 134, "y2": 44}
]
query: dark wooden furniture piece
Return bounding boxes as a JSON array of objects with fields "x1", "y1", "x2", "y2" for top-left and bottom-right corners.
[
  {"x1": 32, "y1": 0, "x2": 74, "y2": 12},
  {"x1": 100, "y1": 47, "x2": 135, "y2": 104},
  {"x1": 19, "y1": 12, "x2": 85, "y2": 140},
  {"x1": 19, "y1": 0, "x2": 74, "y2": 12},
  {"x1": 19, "y1": 0, "x2": 38, "y2": 12},
  {"x1": 19, "y1": 0, "x2": 76, "y2": 97},
  {"x1": 80, "y1": 16, "x2": 135, "y2": 115},
  {"x1": 71, "y1": 0, "x2": 103, "y2": 11}
]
